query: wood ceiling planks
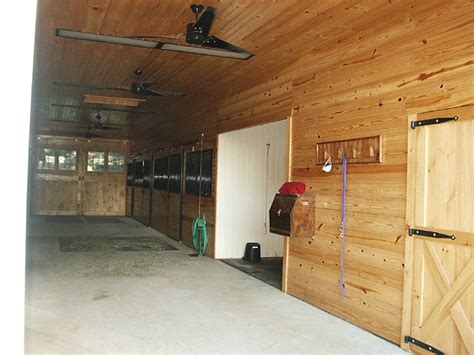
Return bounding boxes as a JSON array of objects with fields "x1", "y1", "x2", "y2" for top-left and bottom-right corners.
[{"x1": 31, "y1": 0, "x2": 337, "y2": 140}]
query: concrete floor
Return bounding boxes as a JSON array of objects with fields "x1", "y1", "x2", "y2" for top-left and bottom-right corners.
[{"x1": 25, "y1": 217, "x2": 407, "y2": 354}]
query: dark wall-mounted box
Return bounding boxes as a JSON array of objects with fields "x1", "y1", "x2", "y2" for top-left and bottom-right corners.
[{"x1": 269, "y1": 194, "x2": 316, "y2": 237}]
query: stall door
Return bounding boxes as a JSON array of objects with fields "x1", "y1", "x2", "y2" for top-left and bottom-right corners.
[
  {"x1": 167, "y1": 153, "x2": 182, "y2": 241},
  {"x1": 150, "y1": 156, "x2": 169, "y2": 234},
  {"x1": 403, "y1": 105, "x2": 473, "y2": 355},
  {"x1": 132, "y1": 160, "x2": 144, "y2": 223},
  {"x1": 142, "y1": 158, "x2": 152, "y2": 226},
  {"x1": 126, "y1": 162, "x2": 134, "y2": 217}
]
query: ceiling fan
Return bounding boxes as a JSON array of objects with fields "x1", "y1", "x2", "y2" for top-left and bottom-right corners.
[
  {"x1": 53, "y1": 69, "x2": 186, "y2": 98},
  {"x1": 55, "y1": 3, "x2": 254, "y2": 60},
  {"x1": 51, "y1": 114, "x2": 124, "y2": 134},
  {"x1": 51, "y1": 103, "x2": 157, "y2": 115},
  {"x1": 92, "y1": 114, "x2": 119, "y2": 130}
]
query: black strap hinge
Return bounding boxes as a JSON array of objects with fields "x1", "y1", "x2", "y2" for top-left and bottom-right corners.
[
  {"x1": 408, "y1": 228, "x2": 456, "y2": 240},
  {"x1": 411, "y1": 116, "x2": 458, "y2": 129},
  {"x1": 405, "y1": 336, "x2": 444, "y2": 355}
]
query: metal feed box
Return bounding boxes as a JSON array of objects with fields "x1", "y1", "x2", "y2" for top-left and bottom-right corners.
[{"x1": 269, "y1": 194, "x2": 316, "y2": 237}]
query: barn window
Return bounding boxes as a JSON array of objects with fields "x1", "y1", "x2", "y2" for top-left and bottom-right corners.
[
  {"x1": 168, "y1": 154, "x2": 182, "y2": 193},
  {"x1": 153, "y1": 157, "x2": 169, "y2": 190},
  {"x1": 58, "y1": 149, "x2": 76, "y2": 171},
  {"x1": 185, "y1": 149, "x2": 213, "y2": 197},
  {"x1": 87, "y1": 151, "x2": 105, "y2": 172},
  {"x1": 108, "y1": 152, "x2": 125, "y2": 173},
  {"x1": 37, "y1": 148, "x2": 55, "y2": 170}
]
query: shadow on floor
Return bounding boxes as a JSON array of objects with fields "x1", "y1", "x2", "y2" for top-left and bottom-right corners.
[{"x1": 221, "y1": 257, "x2": 282, "y2": 289}]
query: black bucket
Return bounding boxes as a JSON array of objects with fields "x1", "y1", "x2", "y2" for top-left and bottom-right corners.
[{"x1": 243, "y1": 242, "x2": 261, "y2": 262}]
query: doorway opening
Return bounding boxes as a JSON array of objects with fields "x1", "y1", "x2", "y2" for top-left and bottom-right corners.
[{"x1": 215, "y1": 119, "x2": 289, "y2": 289}]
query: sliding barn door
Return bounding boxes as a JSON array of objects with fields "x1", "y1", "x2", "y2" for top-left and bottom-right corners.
[{"x1": 403, "y1": 105, "x2": 473, "y2": 355}]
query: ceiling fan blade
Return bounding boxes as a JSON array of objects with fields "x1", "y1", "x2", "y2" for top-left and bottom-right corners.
[
  {"x1": 203, "y1": 36, "x2": 253, "y2": 56},
  {"x1": 98, "y1": 126, "x2": 120, "y2": 130},
  {"x1": 51, "y1": 103, "x2": 157, "y2": 115},
  {"x1": 53, "y1": 81, "x2": 129, "y2": 92},
  {"x1": 56, "y1": 28, "x2": 160, "y2": 48},
  {"x1": 158, "y1": 41, "x2": 253, "y2": 60},
  {"x1": 194, "y1": 6, "x2": 216, "y2": 37},
  {"x1": 55, "y1": 28, "x2": 253, "y2": 60},
  {"x1": 50, "y1": 119, "x2": 131, "y2": 127},
  {"x1": 145, "y1": 89, "x2": 187, "y2": 97}
]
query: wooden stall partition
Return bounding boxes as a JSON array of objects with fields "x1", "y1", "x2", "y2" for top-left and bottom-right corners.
[
  {"x1": 125, "y1": 161, "x2": 134, "y2": 217},
  {"x1": 150, "y1": 155, "x2": 170, "y2": 235},
  {"x1": 166, "y1": 152, "x2": 183, "y2": 241},
  {"x1": 132, "y1": 188, "x2": 144, "y2": 223},
  {"x1": 132, "y1": 159, "x2": 144, "y2": 223},
  {"x1": 141, "y1": 157, "x2": 152, "y2": 226},
  {"x1": 151, "y1": 189, "x2": 168, "y2": 234}
]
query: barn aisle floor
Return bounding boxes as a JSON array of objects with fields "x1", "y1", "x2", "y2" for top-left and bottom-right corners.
[{"x1": 25, "y1": 217, "x2": 405, "y2": 354}]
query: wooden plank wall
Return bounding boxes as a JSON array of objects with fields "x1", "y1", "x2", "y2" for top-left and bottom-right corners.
[{"x1": 130, "y1": 1, "x2": 474, "y2": 344}]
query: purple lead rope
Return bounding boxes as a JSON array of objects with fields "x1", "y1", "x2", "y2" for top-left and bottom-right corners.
[{"x1": 339, "y1": 155, "x2": 347, "y2": 300}]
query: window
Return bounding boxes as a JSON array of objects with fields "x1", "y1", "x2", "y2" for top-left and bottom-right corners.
[
  {"x1": 108, "y1": 152, "x2": 125, "y2": 173},
  {"x1": 185, "y1": 149, "x2": 213, "y2": 197},
  {"x1": 168, "y1": 154, "x2": 182, "y2": 193},
  {"x1": 58, "y1": 149, "x2": 76, "y2": 171},
  {"x1": 153, "y1": 157, "x2": 169, "y2": 190},
  {"x1": 37, "y1": 148, "x2": 55, "y2": 170},
  {"x1": 87, "y1": 151, "x2": 105, "y2": 172}
]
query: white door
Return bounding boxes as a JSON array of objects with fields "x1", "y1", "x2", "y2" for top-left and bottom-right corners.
[{"x1": 216, "y1": 119, "x2": 288, "y2": 259}]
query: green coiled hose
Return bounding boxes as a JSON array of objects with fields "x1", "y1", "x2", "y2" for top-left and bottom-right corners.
[{"x1": 192, "y1": 217, "x2": 207, "y2": 256}]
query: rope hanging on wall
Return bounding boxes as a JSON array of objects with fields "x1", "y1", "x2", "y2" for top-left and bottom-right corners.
[
  {"x1": 339, "y1": 155, "x2": 347, "y2": 300},
  {"x1": 192, "y1": 133, "x2": 208, "y2": 256},
  {"x1": 264, "y1": 143, "x2": 270, "y2": 234}
]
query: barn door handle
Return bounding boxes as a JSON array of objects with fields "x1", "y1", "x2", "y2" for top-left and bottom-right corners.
[
  {"x1": 408, "y1": 228, "x2": 456, "y2": 240},
  {"x1": 277, "y1": 209, "x2": 282, "y2": 216}
]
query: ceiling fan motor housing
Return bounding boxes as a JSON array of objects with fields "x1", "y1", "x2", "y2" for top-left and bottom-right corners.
[
  {"x1": 131, "y1": 82, "x2": 147, "y2": 95},
  {"x1": 186, "y1": 22, "x2": 206, "y2": 45}
]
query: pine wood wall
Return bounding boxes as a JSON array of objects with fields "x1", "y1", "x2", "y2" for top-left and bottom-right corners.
[{"x1": 131, "y1": 0, "x2": 474, "y2": 344}]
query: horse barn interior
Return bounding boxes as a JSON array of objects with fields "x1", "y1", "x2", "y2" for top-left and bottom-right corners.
[{"x1": 11, "y1": 0, "x2": 472, "y2": 353}]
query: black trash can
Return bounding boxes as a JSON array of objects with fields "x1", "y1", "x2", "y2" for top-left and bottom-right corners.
[{"x1": 243, "y1": 242, "x2": 261, "y2": 262}]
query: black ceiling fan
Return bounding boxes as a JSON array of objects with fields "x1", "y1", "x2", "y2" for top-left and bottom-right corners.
[
  {"x1": 55, "y1": 4, "x2": 254, "y2": 60},
  {"x1": 93, "y1": 114, "x2": 119, "y2": 130},
  {"x1": 83, "y1": 128, "x2": 104, "y2": 140},
  {"x1": 51, "y1": 103, "x2": 157, "y2": 115},
  {"x1": 50, "y1": 114, "x2": 123, "y2": 132},
  {"x1": 53, "y1": 69, "x2": 186, "y2": 98}
]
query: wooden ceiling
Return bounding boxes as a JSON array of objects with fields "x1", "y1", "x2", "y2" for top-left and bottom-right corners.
[
  {"x1": 32, "y1": 0, "x2": 361, "y2": 140},
  {"x1": 31, "y1": 0, "x2": 293, "y2": 139}
]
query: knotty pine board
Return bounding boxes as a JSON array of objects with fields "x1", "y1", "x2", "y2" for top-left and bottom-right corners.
[{"x1": 128, "y1": 0, "x2": 474, "y2": 345}]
